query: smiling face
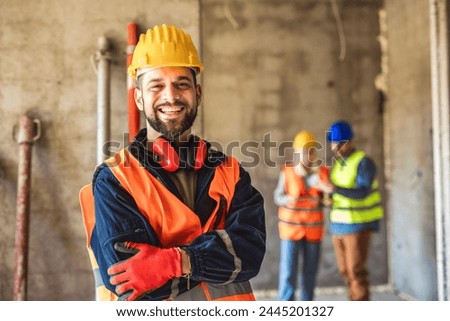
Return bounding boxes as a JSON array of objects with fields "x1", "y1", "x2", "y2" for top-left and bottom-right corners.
[{"x1": 134, "y1": 67, "x2": 202, "y2": 142}]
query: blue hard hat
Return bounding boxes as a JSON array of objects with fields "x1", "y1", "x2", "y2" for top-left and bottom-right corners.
[{"x1": 327, "y1": 120, "x2": 354, "y2": 142}]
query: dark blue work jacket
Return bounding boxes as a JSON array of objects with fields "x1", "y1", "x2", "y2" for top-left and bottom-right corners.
[{"x1": 90, "y1": 129, "x2": 266, "y2": 300}]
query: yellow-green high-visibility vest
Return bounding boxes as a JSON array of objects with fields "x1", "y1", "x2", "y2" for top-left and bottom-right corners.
[{"x1": 330, "y1": 150, "x2": 384, "y2": 224}]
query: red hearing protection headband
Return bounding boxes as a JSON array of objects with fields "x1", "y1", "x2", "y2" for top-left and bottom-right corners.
[{"x1": 152, "y1": 136, "x2": 207, "y2": 172}]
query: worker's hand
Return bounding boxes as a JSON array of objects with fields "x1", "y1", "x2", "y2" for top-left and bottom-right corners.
[
  {"x1": 316, "y1": 181, "x2": 335, "y2": 194},
  {"x1": 321, "y1": 194, "x2": 333, "y2": 207},
  {"x1": 108, "y1": 242, "x2": 182, "y2": 301}
]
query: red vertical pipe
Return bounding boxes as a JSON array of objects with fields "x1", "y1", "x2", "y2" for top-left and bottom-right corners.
[
  {"x1": 13, "y1": 115, "x2": 39, "y2": 301},
  {"x1": 127, "y1": 23, "x2": 140, "y2": 143}
]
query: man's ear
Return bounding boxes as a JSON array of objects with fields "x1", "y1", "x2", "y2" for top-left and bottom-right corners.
[
  {"x1": 196, "y1": 84, "x2": 202, "y2": 106},
  {"x1": 134, "y1": 88, "x2": 144, "y2": 111}
]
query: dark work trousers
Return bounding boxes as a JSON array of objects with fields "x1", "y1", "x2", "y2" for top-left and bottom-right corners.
[{"x1": 332, "y1": 229, "x2": 371, "y2": 300}]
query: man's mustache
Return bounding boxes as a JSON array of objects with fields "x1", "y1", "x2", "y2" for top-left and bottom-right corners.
[{"x1": 155, "y1": 100, "x2": 187, "y2": 109}]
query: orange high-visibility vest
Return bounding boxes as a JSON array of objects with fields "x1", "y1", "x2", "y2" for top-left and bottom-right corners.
[
  {"x1": 80, "y1": 148, "x2": 255, "y2": 301},
  {"x1": 277, "y1": 165, "x2": 328, "y2": 242}
]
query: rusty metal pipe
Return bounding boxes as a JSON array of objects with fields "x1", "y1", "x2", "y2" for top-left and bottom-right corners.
[{"x1": 13, "y1": 115, "x2": 40, "y2": 301}]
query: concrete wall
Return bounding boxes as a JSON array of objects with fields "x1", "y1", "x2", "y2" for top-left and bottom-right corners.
[
  {"x1": 0, "y1": 0, "x2": 387, "y2": 300},
  {"x1": 384, "y1": 0, "x2": 437, "y2": 300},
  {"x1": 201, "y1": 0, "x2": 386, "y2": 293}
]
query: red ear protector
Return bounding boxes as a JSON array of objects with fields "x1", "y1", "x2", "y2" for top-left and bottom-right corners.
[{"x1": 152, "y1": 136, "x2": 208, "y2": 172}]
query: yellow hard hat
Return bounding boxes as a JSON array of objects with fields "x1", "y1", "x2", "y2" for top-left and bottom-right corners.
[
  {"x1": 128, "y1": 24, "x2": 204, "y2": 78},
  {"x1": 293, "y1": 130, "x2": 317, "y2": 149}
]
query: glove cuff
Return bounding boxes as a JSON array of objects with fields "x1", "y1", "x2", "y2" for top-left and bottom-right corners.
[
  {"x1": 177, "y1": 248, "x2": 191, "y2": 276},
  {"x1": 168, "y1": 247, "x2": 183, "y2": 278}
]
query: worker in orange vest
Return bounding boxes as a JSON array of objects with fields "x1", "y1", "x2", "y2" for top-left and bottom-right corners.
[
  {"x1": 274, "y1": 131, "x2": 329, "y2": 300},
  {"x1": 80, "y1": 24, "x2": 266, "y2": 301}
]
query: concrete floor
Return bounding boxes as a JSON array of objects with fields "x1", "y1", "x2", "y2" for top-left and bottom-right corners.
[{"x1": 255, "y1": 284, "x2": 410, "y2": 301}]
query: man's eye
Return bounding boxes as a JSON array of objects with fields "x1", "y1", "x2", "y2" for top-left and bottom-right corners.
[
  {"x1": 149, "y1": 85, "x2": 163, "y2": 91},
  {"x1": 177, "y1": 82, "x2": 190, "y2": 89}
]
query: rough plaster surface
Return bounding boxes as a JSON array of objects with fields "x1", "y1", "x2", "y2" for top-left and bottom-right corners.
[{"x1": 201, "y1": 0, "x2": 386, "y2": 295}]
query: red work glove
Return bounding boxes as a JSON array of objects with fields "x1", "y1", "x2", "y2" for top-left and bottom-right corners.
[{"x1": 107, "y1": 242, "x2": 182, "y2": 301}]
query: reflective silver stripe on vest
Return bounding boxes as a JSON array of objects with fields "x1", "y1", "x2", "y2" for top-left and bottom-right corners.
[
  {"x1": 207, "y1": 281, "x2": 253, "y2": 300},
  {"x1": 332, "y1": 202, "x2": 382, "y2": 211},
  {"x1": 172, "y1": 284, "x2": 207, "y2": 301},
  {"x1": 278, "y1": 219, "x2": 324, "y2": 227},
  {"x1": 93, "y1": 268, "x2": 104, "y2": 288},
  {"x1": 172, "y1": 281, "x2": 253, "y2": 301},
  {"x1": 292, "y1": 196, "x2": 321, "y2": 202},
  {"x1": 281, "y1": 206, "x2": 322, "y2": 212},
  {"x1": 216, "y1": 230, "x2": 241, "y2": 284},
  {"x1": 169, "y1": 277, "x2": 181, "y2": 299}
]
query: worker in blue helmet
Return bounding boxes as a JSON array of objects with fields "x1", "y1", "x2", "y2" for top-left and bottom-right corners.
[{"x1": 317, "y1": 120, "x2": 384, "y2": 301}]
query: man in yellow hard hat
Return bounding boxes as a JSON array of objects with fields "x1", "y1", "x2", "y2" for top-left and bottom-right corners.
[
  {"x1": 273, "y1": 131, "x2": 330, "y2": 300},
  {"x1": 79, "y1": 24, "x2": 266, "y2": 301}
]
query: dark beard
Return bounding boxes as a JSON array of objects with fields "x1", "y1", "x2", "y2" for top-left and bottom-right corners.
[{"x1": 145, "y1": 106, "x2": 198, "y2": 141}]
